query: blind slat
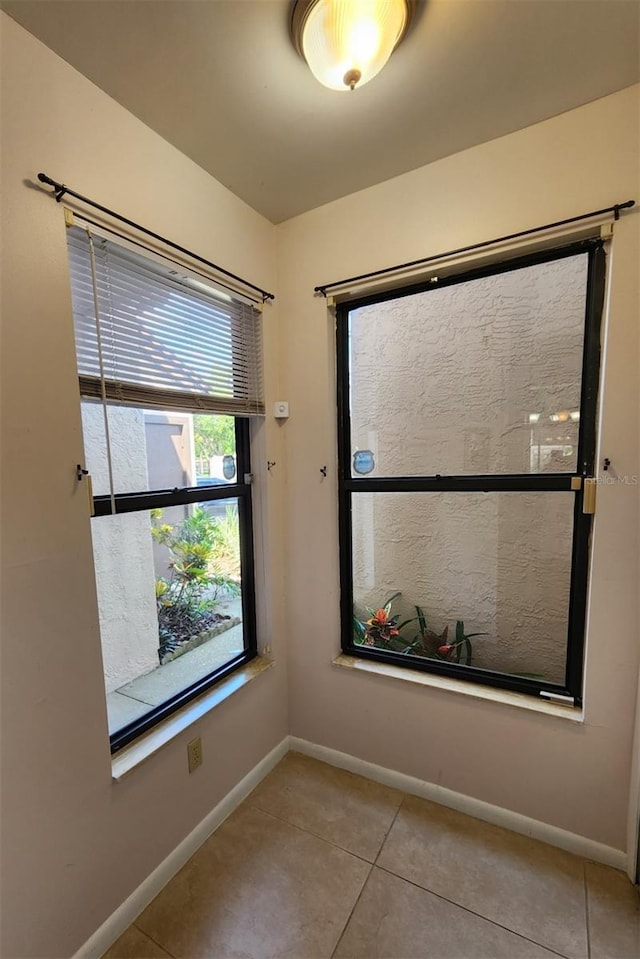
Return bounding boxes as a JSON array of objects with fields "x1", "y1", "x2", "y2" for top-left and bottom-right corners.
[
  {"x1": 67, "y1": 227, "x2": 264, "y2": 417},
  {"x1": 79, "y1": 376, "x2": 263, "y2": 415}
]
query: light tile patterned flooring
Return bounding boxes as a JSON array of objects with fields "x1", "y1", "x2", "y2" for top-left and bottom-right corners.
[{"x1": 104, "y1": 752, "x2": 640, "y2": 959}]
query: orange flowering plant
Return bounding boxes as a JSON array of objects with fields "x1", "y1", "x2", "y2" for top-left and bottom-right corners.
[
  {"x1": 353, "y1": 592, "x2": 415, "y2": 651},
  {"x1": 353, "y1": 596, "x2": 540, "y2": 675},
  {"x1": 354, "y1": 594, "x2": 487, "y2": 664},
  {"x1": 364, "y1": 606, "x2": 399, "y2": 646}
]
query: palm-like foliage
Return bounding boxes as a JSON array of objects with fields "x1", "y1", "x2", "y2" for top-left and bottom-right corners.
[
  {"x1": 151, "y1": 506, "x2": 239, "y2": 658},
  {"x1": 353, "y1": 594, "x2": 486, "y2": 665}
]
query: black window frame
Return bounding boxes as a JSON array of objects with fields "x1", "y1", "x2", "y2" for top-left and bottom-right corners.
[
  {"x1": 337, "y1": 239, "x2": 606, "y2": 704},
  {"x1": 94, "y1": 414, "x2": 258, "y2": 754}
]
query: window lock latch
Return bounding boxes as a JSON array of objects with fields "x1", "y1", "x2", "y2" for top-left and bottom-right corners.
[
  {"x1": 583, "y1": 477, "x2": 597, "y2": 515},
  {"x1": 539, "y1": 691, "x2": 576, "y2": 707},
  {"x1": 76, "y1": 465, "x2": 94, "y2": 517}
]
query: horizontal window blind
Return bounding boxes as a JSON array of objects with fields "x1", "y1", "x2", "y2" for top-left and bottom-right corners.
[{"x1": 67, "y1": 226, "x2": 264, "y2": 415}]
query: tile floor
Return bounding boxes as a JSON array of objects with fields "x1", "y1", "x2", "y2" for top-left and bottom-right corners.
[{"x1": 104, "y1": 752, "x2": 640, "y2": 959}]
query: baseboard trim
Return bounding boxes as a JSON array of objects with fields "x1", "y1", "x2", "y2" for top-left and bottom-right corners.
[
  {"x1": 74, "y1": 736, "x2": 290, "y2": 959},
  {"x1": 289, "y1": 737, "x2": 627, "y2": 872}
]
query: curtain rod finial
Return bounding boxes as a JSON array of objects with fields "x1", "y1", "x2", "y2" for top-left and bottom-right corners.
[
  {"x1": 37, "y1": 172, "x2": 66, "y2": 201},
  {"x1": 32, "y1": 169, "x2": 274, "y2": 300}
]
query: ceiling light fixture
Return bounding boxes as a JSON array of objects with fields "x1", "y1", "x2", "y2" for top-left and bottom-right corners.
[{"x1": 290, "y1": 0, "x2": 416, "y2": 92}]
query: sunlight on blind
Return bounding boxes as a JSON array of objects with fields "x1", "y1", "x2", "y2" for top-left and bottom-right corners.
[{"x1": 67, "y1": 226, "x2": 264, "y2": 416}]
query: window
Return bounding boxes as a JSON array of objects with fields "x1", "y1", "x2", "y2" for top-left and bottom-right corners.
[
  {"x1": 337, "y1": 241, "x2": 606, "y2": 703},
  {"x1": 67, "y1": 225, "x2": 263, "y2": 751}
]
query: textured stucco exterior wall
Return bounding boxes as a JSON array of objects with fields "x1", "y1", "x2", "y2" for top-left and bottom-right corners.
[
  {"x1": 350, "y1": 256, "x2": 586, "y2": 476},
  {"x1": 350, "y1": 257, "x2": 586, "y2": 681},
  {"x1": 81, "y1": 403, "x2": 158, "y2": 691},
  {"x1": 352, "y1": 492, "x2": 572, "y2": 681}
]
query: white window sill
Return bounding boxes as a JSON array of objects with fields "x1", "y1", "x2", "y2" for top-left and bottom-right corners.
[
  {"x1": 111, "y1": 656, "x2": 274, "y2": 781},
  {"x1": 333, "y1": 654, "x2": 584, "y2": 722}
]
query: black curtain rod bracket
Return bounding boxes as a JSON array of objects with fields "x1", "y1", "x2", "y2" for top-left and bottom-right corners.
[
  {"x1": 37, "y1": 172, "x2": 275, "y2": 303},
  {"x1": 314, "y1": 200, "x2": 636, "y2": 297}
]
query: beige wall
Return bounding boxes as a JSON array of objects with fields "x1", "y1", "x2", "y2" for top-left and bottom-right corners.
[
  {"x1": 0, "y1": 14, "x2": 286, "y2": 958},
  {"x1": 277, "y1": 85, "x2": 640, "y2": 852}
]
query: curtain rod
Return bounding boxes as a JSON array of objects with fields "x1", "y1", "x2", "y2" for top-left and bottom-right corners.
[
  {"x1": 37, "y1": 172, "x2": 275, "y2": 303},
  {"x1": 314, "y1": 200, "x2": 636, "y2": 297}
]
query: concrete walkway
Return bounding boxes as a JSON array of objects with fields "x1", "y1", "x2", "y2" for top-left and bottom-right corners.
[{"x1": 106, "y1": 598, "x2": 244, "y2": 734}]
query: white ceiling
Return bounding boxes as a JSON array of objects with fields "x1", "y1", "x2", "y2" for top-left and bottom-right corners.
[{"x1": 3, "y1": 0, "x2": 639, "y2": 223}]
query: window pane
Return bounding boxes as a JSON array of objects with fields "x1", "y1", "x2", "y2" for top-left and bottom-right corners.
[
  {"x1": 91, "y1": 502, "x2": 244, "y2": 736},
  {"x1": 351, "y1": 491, "x2": 574, "y2": 684},
  {"x1": 349, "y1": 254, "x2": 588, "y2": 477},
  {"x1": 81, "y1": 404, "x2": 237, "y2": 496}
]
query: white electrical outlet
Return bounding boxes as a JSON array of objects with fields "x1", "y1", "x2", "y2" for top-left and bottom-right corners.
[{"x1": 187, "y1": 736, "x2": 203, "y2": 773}]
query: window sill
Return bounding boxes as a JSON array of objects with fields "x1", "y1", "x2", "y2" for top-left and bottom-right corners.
[
  {"x1": 111, "y1": 656, "x2": 275, "y2": 781},
  {"x1": 333, "y1": 654, "x2": 584, "y2": 722}
]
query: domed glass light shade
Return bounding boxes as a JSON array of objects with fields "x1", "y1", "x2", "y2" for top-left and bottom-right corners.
[{"x1": 291, "y1": 0, "x2": 414, "y2": 92}]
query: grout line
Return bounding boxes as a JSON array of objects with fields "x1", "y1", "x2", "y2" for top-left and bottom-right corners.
[
  {"x1": 584, "y1": 861, "x2": 592, "y2": 959},
  {"x1": 373, "y1": 797, "x2": 404, "y2": 867},
  {"x1": 240, "y1": 802, "x2": 380, "y2": 959},
  {"x1": 329, "y1": 863, "x2": 374, "y2": 959},
  {"x1": 132, "y1": 922, "x2": 177, "y2": 958},
  {"x1": 373, "y1": 863, "x2": 571, "y2": 959},
  {"x1": 245, "y1": 803, "x2": 375, "y2": 866},
  {"x1": 329, "y1": 801, "x2": 405, "y2": 959}
]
